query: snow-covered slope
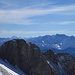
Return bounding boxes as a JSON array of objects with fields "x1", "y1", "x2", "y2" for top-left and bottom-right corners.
[{"x1": 0, "y1": 59, "x2": 26, "y2": 75}]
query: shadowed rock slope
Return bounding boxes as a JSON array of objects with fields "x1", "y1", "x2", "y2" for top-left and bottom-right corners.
[
  {"x1": 43, "y1": 50, "x2": 75, "y2": 75},
  {"x1": 0, "y1": 39, "x2": 56, "y2": 75}
]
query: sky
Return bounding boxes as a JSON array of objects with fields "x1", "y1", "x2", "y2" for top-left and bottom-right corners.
[{"x1": 0, "y1": 0, "x2": 75, "y2": 38}]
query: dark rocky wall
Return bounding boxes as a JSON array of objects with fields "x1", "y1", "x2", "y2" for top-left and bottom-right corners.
[{"x1": 0, "y1": 39, "x2": 56, "y2": 75}]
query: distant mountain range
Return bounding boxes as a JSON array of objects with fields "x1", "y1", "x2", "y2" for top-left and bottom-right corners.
[
  {"x1": 0, "y1": 34, "x2": 75, "y2": 56},
  {"x1": 26, "y1": 34, "x2": 75, "y2": 56}
]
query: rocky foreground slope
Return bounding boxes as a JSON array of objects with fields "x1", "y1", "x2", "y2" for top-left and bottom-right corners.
[{"x1": 0, "y1": 39, "x2": 75, "y2": 75}]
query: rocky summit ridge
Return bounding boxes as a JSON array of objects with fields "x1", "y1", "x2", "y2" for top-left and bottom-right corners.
[{"x1": 0, "y1": 39, "x2": 75, "y2": 75}]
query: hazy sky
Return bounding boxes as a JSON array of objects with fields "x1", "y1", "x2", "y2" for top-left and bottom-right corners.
[{"x1": 0, "y1": 0, "x2": 75, "y2": 37}]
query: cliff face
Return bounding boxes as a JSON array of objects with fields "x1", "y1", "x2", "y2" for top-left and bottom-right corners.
[{"x1": 0, "y1": 39, "x2": 56, "y2": 75}]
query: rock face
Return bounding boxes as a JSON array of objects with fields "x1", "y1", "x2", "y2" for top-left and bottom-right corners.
[
  {"x1": 0, "y1": 39, "x2": 56, "y2": 75},
  {"x1": 43, "y1": 50, "x2": 75, "y2": 75},
  {"x1": 56, "y1": 53, "x2": 75, "y2": 75},
  {"x1": 43, "y1": 50, "x2": 57, "y2": 64}
]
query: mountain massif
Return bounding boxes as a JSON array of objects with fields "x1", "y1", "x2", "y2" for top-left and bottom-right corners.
[
  {"x1": 0, "y1": 39, "x2": 75, "y2": 75},
  {"x1": 26, "y1": 34, "x2": 75, "y2": 56}
]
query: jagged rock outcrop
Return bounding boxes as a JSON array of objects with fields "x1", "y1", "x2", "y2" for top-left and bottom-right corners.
[
  {"x1": 43, "y1": 50, "x2": 75, "y2": 75},
  {"x1": 43, "y1": 50, "x2": 60, "y2": 75},
  {"x1": 43, "y1": 50, "x2": 57, "y2": 64},
  {"x1": 56, "y1": 53, "x2": 75, "y2": 75},
  {"x1": 0, "y1": 39, "x2": 56, "y2": 75}
]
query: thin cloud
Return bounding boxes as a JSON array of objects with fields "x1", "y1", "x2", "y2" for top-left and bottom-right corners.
[
  {"x1": 0, "y1": 4, "x2": 75, "y2": 25},
  {"x1": 47, "y1": 21, "x2": 75, "y2": 25},
  {"x1": 57, "y1": 21, "x2": 75, "y2": 25},
  {"x1": 0, "y1": 0, "x2": 12, "y2": 6},
  {"x1": 24, "y1": 2, "x2": 55, "y2": 9},
  {"x1": 0, "y1": 0, "x2": 17, "y2": 9},
  {"x1": 0, "y1": 30, "x2": 65, "y2": 35}
]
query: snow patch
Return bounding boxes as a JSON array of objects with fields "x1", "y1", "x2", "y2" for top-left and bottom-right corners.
[
  {"x1": 42, "y1": 44, "x2": 44, "y2": 47},
  {"x1": 0, "y1": 64, "x2": 18, "y2": 75},
  {"x1": 46, "y1": 60, "x2": 49, "y2": 64},
  {"x1": 52, "y1": 44, "x2": 61, "y2": 50},
  {"x1": 42, "y1": 41, "x2": 44, "y2": 43},
  {"x1": 0, "y1": 72, "x2": 2, "y2": 75}
]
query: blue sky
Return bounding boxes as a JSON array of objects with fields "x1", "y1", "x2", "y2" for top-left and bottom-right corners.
[{"x1": 0, "y1": 0, "x2": 75, "y2": 37}]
